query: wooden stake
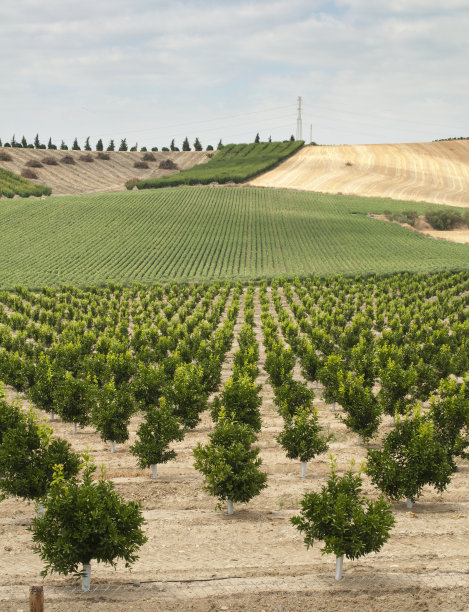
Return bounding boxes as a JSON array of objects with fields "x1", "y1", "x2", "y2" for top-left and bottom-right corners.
[{"x1": 29, "y1": 585, "x2": 44, "y2": 612}]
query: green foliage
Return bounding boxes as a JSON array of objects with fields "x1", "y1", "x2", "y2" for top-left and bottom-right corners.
[
  {"x1": 277, "y1": 406, "x2": 331, "y2": 462},
  {"x1": 193, "y1": 409, "x2": 267, "y2": 505},
  {"x1": 428, "y1": 377, "x2": 469, "y2": 466},
  {"x1": 118, "y1": 139, "x2": 128, "y2": 152},
  {"x1": 128, "y1": 141, "x2": 304, "y2": 190},
  {"x1": 425, "y1": 210, "x2": 465, "y2": 230},
  {"x1": 71, "y1": 138, "x2": 81, "y2": 151},
  {"x1": 53, "y1": 371, "x2": 95, "y2": 427},
  {"x1": 319, "y1": 354, "x2": 344, "y2": 405},
  {"x1": 338, "y1": 371, "x2": 382, "y2": 442},
  {"x1": 163, "y1": 363, "x2": 207, "y2": 429},
  {"x1": 0, "y1": 408, "x2": 80, "y2": 501},
  {"x1": 91, "y1": 379, "x2": 135, "y2": 444},
  {"x1": 1, "y1": 188, "x2": 468, "y2": 287},
  {"x1": 193, "y1": 137, "x2": 202, "y2": 151},
  {"x1": 96, "y1": 139, "x2": 103, "y2": 151},
  {"x1": 0, "y1": 167, "x2": 51, "y2": 198},
  {"x1": 291, "y1": 459, "x2": 394, "y2": 560},
  {"x1": 106, "y1": 139, "x2": 115, "y2": 151},
  {"x1": 31, "y1": 458, "x2": 147, "y2": 576},
  {"x1": 274, "y1": 376, "x2": 314, "y2": 422},
  {"x1": 265, "y1": 346, "x2": 296, "y2": 388},
  {"x1": 377, "y1": 353, "x2": 418, "y2": 417},
  {"x1": 130, "y1": 397, "x2": 185, "y2": 469},
  {"x1": 211, "y1": 373, "x2": 262, "y2": 431},
  {"x1": 366, "y1": 408, "x2": 453, "y2": 504}
]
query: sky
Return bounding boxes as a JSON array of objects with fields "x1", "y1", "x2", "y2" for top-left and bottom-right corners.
[{"x1": 1, "y1": 0, "x2": 468, "y2": 150}]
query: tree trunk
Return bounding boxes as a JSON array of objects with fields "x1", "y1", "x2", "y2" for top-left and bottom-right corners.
[
  {"x1": 300, "y1": 461, "x2": 307, "y2": 478},
  {"x1": 227, "y1": 499, "x2": 234, "y2": 515},
  {"x1": 335, "y1": 555, "x2": 344, "y2": 580},
  {"x1": 29, "y1": 585, "x2": 44, "y2": 612},
  {"x1": 151, "y1": 464, "x2": 158, "y2": 479},
  {"x1": 82, "y1": 563, "x2": 91, "y2": 591},
  {"x1": 36, "y1": 503, "x2": 45, "y2": 519}
]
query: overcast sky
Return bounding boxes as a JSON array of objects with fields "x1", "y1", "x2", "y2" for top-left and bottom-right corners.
[{"x1": 1, "y1": 0, "x2": 468, "y2": 150}]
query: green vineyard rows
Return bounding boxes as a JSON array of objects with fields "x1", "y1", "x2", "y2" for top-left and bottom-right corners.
[
  {"x1": 0, "y1": 167, "x2": 52, "y2": 198},
  {"x1": 0, "y1": 186, "x2": 467, "y2": 288},
  {"x1": 126, "y1": 141, "x2": 304, "y2": 190}
]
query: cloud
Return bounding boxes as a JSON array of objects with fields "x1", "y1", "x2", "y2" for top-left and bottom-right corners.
[{"x1": 1, "y1": 0, "x2": 468, "y2": 146}]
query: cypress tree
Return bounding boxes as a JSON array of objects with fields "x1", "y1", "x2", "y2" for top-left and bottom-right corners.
[
  {"x1": 96, "y1": 139, "x2": 103, "y2": 151},
  {"x1": 71, "y1": 138, "x2": 81, "y2": 151}
]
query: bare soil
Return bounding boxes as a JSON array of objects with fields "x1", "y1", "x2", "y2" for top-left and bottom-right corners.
[
  {"x1": 370, "y1": 214, "x2": 469, "y2": 244},
  {"x1": 249, "y1": 140, "x2": 469, "y2": 209},
  {"x1": 0, "y1": 289, "x2": 468, "y2": 611}
]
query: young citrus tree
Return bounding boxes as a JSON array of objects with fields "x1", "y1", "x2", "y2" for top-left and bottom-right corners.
[
  {"x1": 193, "y1": 408, "x2": 267, "y2": 514},
  {"x1": 0, "y1": 408, "x2": 80, "y2": 508},
  {"x1": 91, "y1": 378, "x2": 135, "y2": 453},
  {"x1": 210, "y1": 373, "x2": 262, "y2": 432},
  {"x1": 31, "y1": 457, "x2": 147, "y2": 591},
  {"x1": 366, "y1": 407, "x2": 453, "y2": 508},
  {"x1": 337, "y1": 371, "x2": 382, "y2": 445},
  {"x1": 291, "y1": 458, "x2": 394, "y2": 579},
  {"x1": 130, "y1": 397, "x2": 185, "y2": 478},
  {"x1": 276, "y1": 406, "x2": 331, "y2": 477}
]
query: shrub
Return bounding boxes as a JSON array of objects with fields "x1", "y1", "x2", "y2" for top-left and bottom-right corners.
[
  {"x1": 133, "y1": 161, "x2": 149, "y2": 169},
  {"x1": 0, "y1": 151, "x2": 12, "y2": 161},
  {"x1": 97, "y1": 152, "x2": 110, "y2": 160},
  {"x1": 425, "y1": 210, "x2": 463, "y2": 230},
  {"x1": 21, "y1": 168, "x2": 38, "y2": 179},
  {"x1": 26, "y1": 159, "x2": 43, "y2": 168},
  {"x1": 42, "y1": 157, "x2": 58, "y2": 166},
  {"x1": 142, "y1": 152, "x2": 156, "y2": 162},
  {"x1": 31, "y1": 456, "x2": 147, "y2": 590},
  {"x1": 79, "y1": 153, "x2": 94, "y2": 162},
  {"x1": 291, "y1": 458, "x2": 395, "y2": 580},
  {"x1": 61, "y1": 155, "x2": 76, "y2": 165},
  {"x1": 159, "y1": 159, "x2": 178, "y2": 170}
]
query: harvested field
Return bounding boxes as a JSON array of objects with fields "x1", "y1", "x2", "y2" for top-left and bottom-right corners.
[
  {"x1": 0, "y1": 149, "x2": 210, "y2": 195},
  {"x1": 248, "y1": 140, "x2": 469, "y2": 208}
]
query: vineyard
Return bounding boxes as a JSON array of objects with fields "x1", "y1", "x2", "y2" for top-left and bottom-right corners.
[
  {"x1": 1, "y1": 187, "x2": 468, "y2": 289},
  {"x1": 0, "y1": 166, "x2": 51, "y2": 198},
  {"x1": 0, "y1": 273, "x2": 468, "y2": 610},
  {"x1": 127, "y1": 141, "x2": 304, "y2": 190}
]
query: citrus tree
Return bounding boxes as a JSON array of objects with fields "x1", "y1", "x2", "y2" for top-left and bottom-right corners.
[
  {"x1": 193, "y1": 408, "x2": 267, "y2": 514},
  {"x1": 130, "y1": 397, "x2": 185, "y2": 478},
  {"x1": 31, "y1": 457, "x2": 147, "y2": 591},
  {"x1": 291, "y1": 458, "x2": 394, "y2": 579}
]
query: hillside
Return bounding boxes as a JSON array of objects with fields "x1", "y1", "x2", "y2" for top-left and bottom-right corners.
[
  {"x1": 0, "y1": 149, "x2": 210, "y2": 196},
  {"x1": 128, "y1": 141, "x2": 304, "y2": 189},
  {"x1": 248, "y1": 140, "x2": 469, "y2": 208},
  {"x1": 0, "y1": 187, "x2": 467, "y2": 288}
]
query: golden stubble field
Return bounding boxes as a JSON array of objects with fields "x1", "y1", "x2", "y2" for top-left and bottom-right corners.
[
  {"x1": 249, "y1": 140, "x2": 469, "y2": 210},
  {"x1": 0, "y1": 288, "x2": 468, "y2": 612}
]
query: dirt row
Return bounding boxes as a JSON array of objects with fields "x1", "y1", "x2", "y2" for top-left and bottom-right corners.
[{"x1": 0, "y1": 286, "x2": 468, "y2": 611}]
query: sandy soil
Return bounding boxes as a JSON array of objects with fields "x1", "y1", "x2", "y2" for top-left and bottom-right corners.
[
  {"x1": 0, "y1": 288, "x2": 468, "y2": 611},
  {"x1": 0, "y1": 149, "x2": 211, "y2": 195},
  {"x1": 248, "y1": 140, "x2": 469, "y2": 209}
]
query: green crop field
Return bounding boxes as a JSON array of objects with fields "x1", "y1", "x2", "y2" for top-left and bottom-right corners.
[
  {"x1": 127, "y1": 140, "x2": 304, "y2": 190},
  {"x1": 0, "y1": 186, "x2": 467, "y2": 288},
  {"x1": 0, "y1": 167, "x2": 51, "y2": 198}
]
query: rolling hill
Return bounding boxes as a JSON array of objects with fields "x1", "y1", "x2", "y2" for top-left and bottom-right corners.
[{"x1": 248, "y1": 140, "x2": 469, "y2": 208}]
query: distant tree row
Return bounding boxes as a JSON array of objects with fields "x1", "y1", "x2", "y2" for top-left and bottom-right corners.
[{"x1": 0, "y1": 135, "x2": 217, "y2": 153}]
